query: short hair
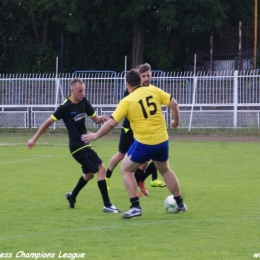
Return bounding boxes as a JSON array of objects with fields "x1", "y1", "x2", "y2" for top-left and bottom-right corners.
[
  {"x1": 70, "y1": 78, "x2": 83, "y2": 87},
  {"x1": 126, "y1": 69, "x2": 141, "y2": 87},
  {"x1": 136, "y1": 63, "x2": 151, "y2": 74}
]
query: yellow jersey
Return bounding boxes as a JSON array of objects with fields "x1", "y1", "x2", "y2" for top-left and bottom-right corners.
[{"x1": 112, "y1": 85, "x2": 171, "y2": 145}]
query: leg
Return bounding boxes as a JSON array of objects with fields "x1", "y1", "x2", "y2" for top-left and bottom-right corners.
[
  {"x1": 134, "y1": 161, "x2": 148, "y2": 182},
  {"x1": 97, "y1": 164, "x2": 111, "y2": 205},
  {"x1": 106, "y1": 127, "x2": 133, "y2": 189},
  {"x1": 106, "y1": 151, "x2": 125, "y2": 190},
  {"x1": 146, "y1": 161, "x2": 166, "y2": 187},
  {"x1": 121, "y1": 154, "x2": 141, "y2": 198},
  {"x1": 68, "y1": 147, "x2": 121, "y2": 212},
  {"x1": 135, "y1": 161, "x2": 149, "y2": 196},
  {"x1": 151, "y1": 171, "x2": 158, "y2": 181},
  {"x1": 97, "y1": 164, "x2": 121, "y2": 213},
  {"x1": 121, "y1": 154, "x2": 142, "y2": 218},
  {"x1": 106, "y1": 151, "x2": 125, "y2": 177},
  {"x1": 154, "y1": 160, "x2": 187, "y2": 212},
  {"x1": 65, "y1": 173, "x2": 94, "y2": 209},
  {"x1": 74, "y1": 172, "x2": 94, "y2": 197},
  {"x1": 153, "y1": 160, "x2": 180, "y2": 195}
]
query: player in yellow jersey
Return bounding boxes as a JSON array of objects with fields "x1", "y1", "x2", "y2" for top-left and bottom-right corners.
[
  {"x1": 106, "y1": 63, "x2": 165, "y2": 196},
  {"x1": 81, "y1": 69, "x2": 187, "y2": 218}
]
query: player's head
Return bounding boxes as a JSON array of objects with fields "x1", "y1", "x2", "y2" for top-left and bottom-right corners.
[
  {"x1": 136, "y1": 63, "x2": 152, "y2": 86},
  {"x1": 126, "y1": 69, "x2": 141, "y2": 93},
  {"x1": 70, "y1": 78, "x2": 85, "y2": 102}
]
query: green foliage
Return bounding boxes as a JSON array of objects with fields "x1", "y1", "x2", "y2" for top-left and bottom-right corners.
[
  {"x1": 0, "y1": 1, "x2": 28, "y2": 72},
  {"x1": 15, "y1": 41, "x2": 56, "y2": 73},
  {"x1": 145, "y1": 30, "x2": 175, "y2": 71},
  {"x1": 225, "y1": 0, "x2": 254, "y2": 25},
  {"x1": 0, "y1": 0, "x2": 256, "y2": 73}
]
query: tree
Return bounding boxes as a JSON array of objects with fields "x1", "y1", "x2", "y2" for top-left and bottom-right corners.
[{"x1": 0, "y1": 0, "x2": 256, "y2": 73}]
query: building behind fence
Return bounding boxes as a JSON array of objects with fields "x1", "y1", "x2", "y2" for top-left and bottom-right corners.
[
  {"x1": 0, "y1": 70, "x2": 260, "y2": 130},
  {"x1": 185, "y1": 21, "x2": 257, "y2": 72}
]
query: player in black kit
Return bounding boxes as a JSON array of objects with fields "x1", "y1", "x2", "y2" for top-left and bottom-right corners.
[{"x1": 27, "y1": 78, "x2": 121, "y2": 213}]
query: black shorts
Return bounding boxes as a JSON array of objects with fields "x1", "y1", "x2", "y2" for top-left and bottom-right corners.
[
  {"x1": 72, "y1": 147, "x2": 102, "y2": 174},
  {"x1": 118, "y1": 127, "x2": 134, "y2": 154}
]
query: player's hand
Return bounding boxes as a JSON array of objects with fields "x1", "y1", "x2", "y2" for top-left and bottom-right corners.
[
  {"x1": 27, "y1": 139, "x2": 35, "y2": 149},
  {"x1": 101, "y1": 115, "x2": 109, "y2": 122},
  {"x1": 171, "y1": 120, "x2": 179, "y2": 128},
  {"x1": 81, "y1": 132, "x2": 97, "y2": 143}
]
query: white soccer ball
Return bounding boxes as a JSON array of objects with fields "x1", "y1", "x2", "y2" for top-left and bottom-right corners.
[{"x1": 164, "y1": 195, "x2": 178, "y2": 213}]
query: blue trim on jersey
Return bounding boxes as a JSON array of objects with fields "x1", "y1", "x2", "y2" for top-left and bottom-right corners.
[{"x1": 127, "y1": 139, "x2": 169, "y2": 163}]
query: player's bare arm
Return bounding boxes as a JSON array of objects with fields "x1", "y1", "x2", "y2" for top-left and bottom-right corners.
[
  {"x1": 91, "y1": 115, "x2": 109, "y2": 124},
  {"x1": 81, "y1": 118, "x2": 118, "y2": 143},
  {"x1": 168, "y1": 97, "x2": 180, "y2": 128},
  {"x1": 27, "y1": 117, "x2": 55, "y2": 149}
]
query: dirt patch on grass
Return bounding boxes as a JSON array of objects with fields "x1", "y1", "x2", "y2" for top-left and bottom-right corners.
[{"x1": 169, "y1": 135, "x2": 260, "y2": 142}]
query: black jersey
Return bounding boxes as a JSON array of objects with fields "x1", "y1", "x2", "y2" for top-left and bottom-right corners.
[
  {"x1": 121, "y1": 89, "x2": 130, "y2": 128},
  {"x1": 52, "y1": 96, "x2": 95, "y2": 154}
]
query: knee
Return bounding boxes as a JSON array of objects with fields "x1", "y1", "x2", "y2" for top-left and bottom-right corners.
[
  {"x1": 97, "y1": 164, "x2": 106, "y2": 177},
  {"x1": 83, "y1": 173, "x2": 94, "y2": 181},
  {"x1": 118, "y1": 152, "x2": 125, "y2": 161},
  {"x1": 120, "y1": 164, "x2": 130, "y2": 176},
  {"x1": 120, "y1": 163, "x2": 125, "y2": 173}
]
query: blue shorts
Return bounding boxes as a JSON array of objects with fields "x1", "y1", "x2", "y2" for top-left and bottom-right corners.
[{"x1": 127, "y1": 139, "x2": 169, "y2": 164}]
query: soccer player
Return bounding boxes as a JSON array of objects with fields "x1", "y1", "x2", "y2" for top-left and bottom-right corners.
[
  {"x1": 27, "y1": 78, "x2": 121, "y2": 213},
  {"x1": 81, "y1": 69, "x2": 187, "y2": 218},
  {"x1": 106, "y1": 63, "x2": 166, "y2": 196}
]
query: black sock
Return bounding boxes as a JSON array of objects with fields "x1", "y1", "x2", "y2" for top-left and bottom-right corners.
[
  {"x1": 98, "y1": 179, "x2": 112, "y2": 207},
  {"x1": 134, "y1": 168, "x2": 146, "y2": 183},
  {"x1": 71, "y1": 176, "x2": 87, "y2": 199},
  {"x1": 130, "y1": 197, "x2": 140, "y2": 208},
  {"x1": 151, "y1": 171, "x2": 158, "y2": 181},
  {"x1": 174, "y1": 195, "x2": 183, "y2": 205},
  {"x1": 106, "y1": 169, "x2": 113, "y2": 178},
  {"x1": 145, "y1": 161, "x2": 158, "y2": 181}
]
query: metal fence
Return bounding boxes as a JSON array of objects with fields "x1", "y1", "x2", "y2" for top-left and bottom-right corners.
[{"x1": 0, "y1": 70, "x2": 260, "y2": 129}]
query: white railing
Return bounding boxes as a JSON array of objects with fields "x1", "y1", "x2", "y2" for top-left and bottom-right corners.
[{"x1": 0, "y1": 70, "x2": 259, "y2": 129}]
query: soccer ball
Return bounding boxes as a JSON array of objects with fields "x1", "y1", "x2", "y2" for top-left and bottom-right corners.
[{"x1": 164, "y1": 195, "x2": 178, "y2": 213}]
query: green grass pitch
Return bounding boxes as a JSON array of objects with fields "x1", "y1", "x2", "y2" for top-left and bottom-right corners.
[{"x1": 0, "y1": 132, "x2": 259, "y2": 260}]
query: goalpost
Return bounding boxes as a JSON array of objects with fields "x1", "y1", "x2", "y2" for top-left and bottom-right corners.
[
  {"x1": 54, "y1": 57, "x2": 65, "y2": 130},
  {"x1": 188, "y1": 54, "x2": 197, "y2": 131}
]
